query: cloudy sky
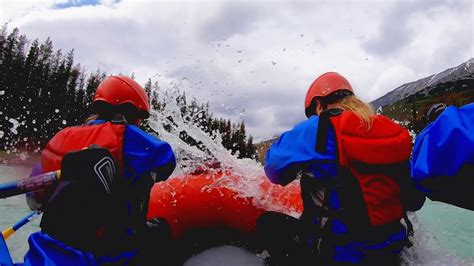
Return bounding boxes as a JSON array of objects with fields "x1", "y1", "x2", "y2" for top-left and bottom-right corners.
[{"x1": 1, "y1": 0, "x2": 472, "y2": 140}]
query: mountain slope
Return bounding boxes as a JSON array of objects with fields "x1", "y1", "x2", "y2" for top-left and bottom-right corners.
[
  {"x1": 372, "y1": 58, "x2": 474, "y2": 110},
  {"x1": 371, "y1": 58, "x2": 474, "y2": 133}
]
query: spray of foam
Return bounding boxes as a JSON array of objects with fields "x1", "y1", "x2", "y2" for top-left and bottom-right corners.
[
  {"x1": 401, "y1": 213, "x2": 472, "y2": 265},
  {"x1": 146, "y1": 84, "x2": 300, "y2": 216}
]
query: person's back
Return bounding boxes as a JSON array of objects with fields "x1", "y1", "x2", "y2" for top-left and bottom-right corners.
[
  {"x1": 23, "y1": 76, "x2": 176, "y2": 265},
  {"x1": 260, "y1": 72, "x2": 424, "y2": 265}
]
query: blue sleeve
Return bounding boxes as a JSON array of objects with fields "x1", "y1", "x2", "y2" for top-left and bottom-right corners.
[
  {"x1": 0, "y1": 232, "x2": 13, "y2": 266},
  {"x1": 23, "y1": 232, "x2": 136, "y2": 265},
  {"x1": 123, "y1": 125, "x2": 176, "y2": 182},
  {"x1": 411, "y1": 103, "x2": 474, "y2": 187},
  {"x1": 264, "y1": 116, "x2": 338, "y2": 185},
  {"x1": 23, "y1": 232, "x2": 97, "y2": 266}
]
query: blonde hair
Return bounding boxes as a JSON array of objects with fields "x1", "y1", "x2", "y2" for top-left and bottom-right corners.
[
  {"x1": 86, "y1": 115, "x2": 98, "y2": 123},
  {"x1": 339, "y1": 95, "x2": 375, "y2": 130}
]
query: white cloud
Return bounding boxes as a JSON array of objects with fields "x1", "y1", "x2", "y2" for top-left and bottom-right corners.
[
  {"x1": 0, "y1": 1, "x2": 56, "y2": 24},
  {"x1": 369, "y1": 65, "x2": 417, "y2": 100},
  {"x1": 1, "y1": 0, "x2": 472, "y2": 139}
]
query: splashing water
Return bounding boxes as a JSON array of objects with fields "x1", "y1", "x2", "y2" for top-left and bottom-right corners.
[
  {"x1": 9, "y1": 118, "x2": 20, "y2": 135},
  {"x1": 401, "y1": 212, "x2": 473, "y2": 265},
  {"x1": 147, "y1": 85, "x2": 301, "y2": 217}
]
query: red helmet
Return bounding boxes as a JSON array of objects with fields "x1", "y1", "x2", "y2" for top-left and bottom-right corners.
[
  {"x1": 94, "y1": 76, "x2": 150, "y2": 118},
  {"x1": 304, "y1": 72, "x2": 354, "y2": 111}
]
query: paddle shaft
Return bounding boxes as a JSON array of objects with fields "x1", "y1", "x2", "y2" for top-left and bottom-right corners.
[
  {"x1": 0, "y1": 171, "x2": 60, "y2": 199},
  {"x1": 2, "y1": 211, "x2": 41, "y2": 240}
]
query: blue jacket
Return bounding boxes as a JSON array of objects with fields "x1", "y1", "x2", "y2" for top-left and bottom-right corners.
[
  {"x1": 22, "y1": 121, "x2": 176, "y2": 266},
  {"x1": 265, "y1": 114, "x2": 409, "y2": 264},
  {"x1": 0, "y1": 233, "x2": 13, "y2": 265},
  {"x1": 265, "y1": 116, "x2": 338, "y2": 185},
  {"x1": 411, "y1": 103, "x2": 474, "y2": 206},
  {"x1": 412, "y1": 103, "x2": 474, "y2": 180}
]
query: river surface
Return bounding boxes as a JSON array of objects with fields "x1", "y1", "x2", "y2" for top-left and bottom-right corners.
[{"x1": 1, "y1": 164, "x2": 473, "y2": 264}]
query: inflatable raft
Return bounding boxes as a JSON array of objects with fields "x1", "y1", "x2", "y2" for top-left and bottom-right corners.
[
  {"x1": 147, "y1": 165, "x2": 303, "y2": 264},
  {"x1": 148, "y1": 166, "x2": 303, "y2": 239}
]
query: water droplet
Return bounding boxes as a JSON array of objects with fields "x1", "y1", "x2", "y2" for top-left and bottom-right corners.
[{"x1": 8, "y1": 118, "x2": 19, "y2": 135}]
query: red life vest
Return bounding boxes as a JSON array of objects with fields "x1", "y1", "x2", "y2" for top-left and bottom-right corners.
[
  {"x1": 328, "y1": 111, "x2": 411, "y2": 226},
  {"x1": 41, "y1": 122, "x2": 125, "y2": 173}
]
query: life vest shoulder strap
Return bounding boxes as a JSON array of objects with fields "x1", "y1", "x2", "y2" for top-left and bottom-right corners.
[{"x1": 315, "y1": 109, "x2": 343, "y2": 154}]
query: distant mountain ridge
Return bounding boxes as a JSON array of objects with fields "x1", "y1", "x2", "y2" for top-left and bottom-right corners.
[{"x1": 371, "y1": 58, "x2": 474, "y2": 109}]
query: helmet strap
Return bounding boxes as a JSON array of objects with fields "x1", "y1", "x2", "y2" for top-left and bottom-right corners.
[{"x1": 111, "y1": 114, "x2": 128, "y2": 124}]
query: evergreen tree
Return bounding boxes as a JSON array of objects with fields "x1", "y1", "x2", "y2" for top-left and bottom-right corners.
[{"x1": 246, "y1": 136, "x2": 257, "y2": 160}]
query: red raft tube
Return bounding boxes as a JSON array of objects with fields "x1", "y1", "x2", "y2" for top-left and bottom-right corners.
[{"x1": 147, "y1": 163, "x2": 303, "y2": 240}]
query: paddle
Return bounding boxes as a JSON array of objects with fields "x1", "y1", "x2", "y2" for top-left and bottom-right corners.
[
  {"x1": 0, "y1": 211, "x2": 41, "y2": 265},
  {"x1": 2, "y1": 211, "x2": 41, "y2": 240},
  {"x1": 0, "y1": 170, "x2": 61, "y2": 199}
]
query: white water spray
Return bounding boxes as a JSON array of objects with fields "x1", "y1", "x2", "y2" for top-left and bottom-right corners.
[{"x1": 147, "y1": 84, "x2": 300, "y2": 216}]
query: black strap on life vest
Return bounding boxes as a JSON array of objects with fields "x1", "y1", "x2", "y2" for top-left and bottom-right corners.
[
  {"x1": 311, "y1": 109, "x2": 343, "y2": 239},
  {"x1": 315, "y1": 108, "x2": 343, "y2": 154}
]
